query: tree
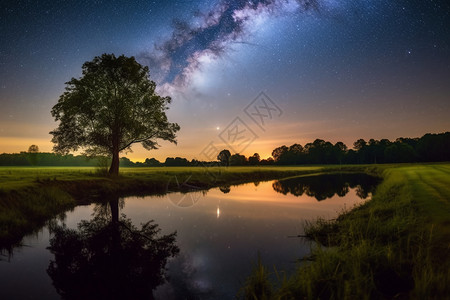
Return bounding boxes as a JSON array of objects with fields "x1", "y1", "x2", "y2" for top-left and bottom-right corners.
[
  {"x1": 144, "y1": 158, "x2": 161, "y2": 167},
  {"x1": 164, "y1": 157, "x2": 189, "y2": 166},
  {"x1": 217, "y1": 149, "x2": 231, "y2": 166},
  {"x1": 248, "y1": 153, "x2": 260, "y2": 165},
  {"x1": 28, "y1": 145, "x2": 39, "y2": 153},
  {"x1": 353, "y1": 139, "x2": 367, "y2": 163},
  {"x1": 50, "y1": 53, "x2": 180, "y2": 175},
  {"x1": 27, "y1": 144, "x2": 40, "y2": 166},
  {"x1": 272, "y1": 145, "x2": 288, "y2": 163},
  {"x1": 333, "y1": 142, "x2": 347, "y2": 165},
  {"x1": 229, "y1": 153, "x2": 247, "y2": 166}
]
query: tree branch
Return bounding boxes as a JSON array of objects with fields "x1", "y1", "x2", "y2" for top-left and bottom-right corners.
[{"x1": 119, "y1": 133, "x2": 156, "y2": 151}]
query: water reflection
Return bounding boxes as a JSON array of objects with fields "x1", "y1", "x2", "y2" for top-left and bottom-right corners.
[
  {"x1": 0, "y1": 174, "x2": 381, "y2": 299},
  {"x1": 47, "y1": 196, "x2": 179, "y2": 300},
  {"x1": 219, "y1": 185, "x2": 231, "y2": 194},
  {"x1": 272, "y1": 173, "x2": 380, "y2": 201}
]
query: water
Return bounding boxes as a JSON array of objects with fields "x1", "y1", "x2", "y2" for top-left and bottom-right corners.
[{"x1": 0, "y1": 174, "x2": 378, "y2": 299}]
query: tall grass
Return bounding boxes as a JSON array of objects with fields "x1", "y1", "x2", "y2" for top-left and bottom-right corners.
[{"x1": 0, "y1": 186, "x2": 75, "y2": 250}]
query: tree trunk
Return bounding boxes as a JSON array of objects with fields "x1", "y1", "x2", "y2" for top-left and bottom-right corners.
[
  {"x1": 109, "y1": 149, "x2": 120, "y2": 175},
  {"x1": 109, "y1": 197, "x2": 119, "y2": 225}
]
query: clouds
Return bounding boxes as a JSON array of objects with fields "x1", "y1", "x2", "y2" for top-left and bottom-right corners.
[{"x1": 138, "y1": 0, "x2": 322, "y2": 90}]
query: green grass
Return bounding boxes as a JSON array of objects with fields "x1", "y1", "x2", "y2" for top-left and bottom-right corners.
[{"x1": 242, "y1": 163, "x2": 450, "y2": 299}]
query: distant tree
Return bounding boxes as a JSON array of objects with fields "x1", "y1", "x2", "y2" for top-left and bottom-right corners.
[
  {"x1": 288, "y1": 143, "x2": 304, "y2": 164},
  {"x1": 385, "y1": 142, "x2": 416, "y2": 163},
  {"x1": 28, "y1": 145, "x2": 39, "y2": 153},
  {"x1": 272, "y1": 145, "x2": 288, "y2": 163},
  {"x1": 50, "y1": 53, "x2": 180, "y2": 175},
  {"x1": 229, "y1": 153, "x2": 247, "y2": 166},
  {"x1": 353, "y1": 139, "x2": 367, "y2": 151},
  {"x1": 416, "y1": 132, "x2": 450, "y2": 162},
  {"x1": 119, "y1": 157, "x2": 135, "y2": 167},
  {"x1": 164, "y1": 157, "x2": 189, "y2": 166},
  {"x1": 334, "y1": 142, "x2": 347, "y2": 164},
  {"x1": 353, "y1": 139, "x2": 368, "y2": 163},
  {"x1": 217, "y1": 149, "x2": 231, "y2": 166},
  {"x1": 27, "y1": 144, "x2": 40, "y2": 166},
  {"x1": 248, "y1": 153, "x2": 260, "y2": 165},
  {"x1": 304, "y1": 139, "x2": 334, "y2": 164},
  {"x1": 144, "y1": 158, "x2": 161, "y2": 167},
  {"x1": 260, "y1": 157, "x2": 274, "y2": 165},
  {"x1": 344, "y1": 149, "x2": 358, "y2": 164},
  {"x1": 289, "y1": 144, "x2": 303, "y2": 154}
]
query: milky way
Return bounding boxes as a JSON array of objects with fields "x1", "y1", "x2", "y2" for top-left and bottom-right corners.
[{"x1": 139, "y1": 0, "x2": 324, "y2": 86}]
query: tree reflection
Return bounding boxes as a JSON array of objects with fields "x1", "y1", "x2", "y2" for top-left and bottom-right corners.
[
  {"x1": 47, "y1": 196, "x2": 179, "y2": 300},
  {"x1": 272, "y1": 173, "x2": 379, "y2": 201},
  {"x1": 219, "y1": 185, "x2": 231, "y2": 194}
]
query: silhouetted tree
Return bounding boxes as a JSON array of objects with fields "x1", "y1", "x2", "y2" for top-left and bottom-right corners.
[
  {"x1": 334, "y1": 142, "x2": 347, "y2": 164},
  {"x1": 50, "y1": 53, "x2": 180, "y2": 175},
  {"x1": 144, "y1": 158, "x2": 161, "y2": 167},
  {"x1": 260, "y1": 157, "x2": 275, "y2": 165},
  {"x1": 229, "y1": 153, "x2": 247, "y2": 166},
  {"x1": 272, "y1": 145, "x2": 288, "y2": 163},
  {"x1": 28, "y1": 145, "x2": 39, "y2": 153},
  {"x1": 353, "y1": 139, "x2": 367, "y2": 163},
  {"x1": 385, "y1": 142, "x2": 416, "y2": 163},
  {"x1": 416, "y1": 132, "x2": 450, "y2": 162},
  {"x1": 289, "y1": 143, "x2": 304, "y2": 164},
  {"x1": 217, "y1": 149, "x2": 231, "y2": 166},
  {"x1": 248, "y1": 153, "x2": 260, "y2": 165},
  {"x1": 119, "y1": 157, "x2": 135, "y2": 167},
  {"x1": 27, "y1": 144, "x2": 40, "y2": 166},
  {"x1": 353, "y1": 139, "x2": 367, "y2": 151},
  {"x1": 165, "y1": 157, "x2": 189, "y2": 166}
]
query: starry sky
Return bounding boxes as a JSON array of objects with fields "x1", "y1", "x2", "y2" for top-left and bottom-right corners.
[{"x1": 1, "y1": 0, "x2": 450, "y2": 161}]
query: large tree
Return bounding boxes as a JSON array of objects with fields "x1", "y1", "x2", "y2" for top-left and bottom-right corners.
[{"x1": 50, "y1": 53, "x2": 180, "y2": 175}]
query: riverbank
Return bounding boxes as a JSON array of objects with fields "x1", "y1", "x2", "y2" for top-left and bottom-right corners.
[
  {"x1": 242, "y1": 163, "x2": 450, "y2": 299},
  {"x1": 1, "y1": 165, "x2": 329, "y2": 248}
]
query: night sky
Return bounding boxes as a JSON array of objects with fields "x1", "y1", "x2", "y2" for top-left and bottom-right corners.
[{"x1": 1, "y1": 0, "x2": 450, "y2": 161}]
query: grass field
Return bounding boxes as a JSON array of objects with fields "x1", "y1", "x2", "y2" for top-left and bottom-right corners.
[{"x1": 0, "y1": 165, "x2": 324, "y2": 190}]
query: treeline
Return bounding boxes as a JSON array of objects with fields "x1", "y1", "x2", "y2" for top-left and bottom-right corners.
[
  {"x1": 0, "y1": 152, "x2": 188, "y2": 167},
  {"x1": 0, "y1": 152, "x2": 101, "y2": 166},
  {"x1": 1, "y1": 132, "x2": 448, "y2": 167},
  {"x1": 0, "y1": 153, "x2": 227, "y2": 167},
  {"x1": 270, "y1": 132, "x2": 450, "y2": 165}
]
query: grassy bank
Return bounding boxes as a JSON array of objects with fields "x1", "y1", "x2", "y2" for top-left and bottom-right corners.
[
  {"x1": 242, "y1": 163, "x2": 450, "y2": 299},
  {"x1": 0, "y1": 165, "x2": 327, "y2": 248}
]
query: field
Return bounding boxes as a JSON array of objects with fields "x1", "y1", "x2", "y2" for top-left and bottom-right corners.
[
  {"x1": 0, "y1": 165, "x2": 324, "y2": 190},
  {"x1": 1, "y1": 164, "x2": 449, "y2": 298}
]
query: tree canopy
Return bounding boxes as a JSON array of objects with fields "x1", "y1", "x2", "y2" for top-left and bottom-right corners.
[
  {"x1": 217, "y1": 149, "x2": 231, "y2": 166},
  {"x1": 50, "y1": 53, "x2": 179, "y2": 175}
]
